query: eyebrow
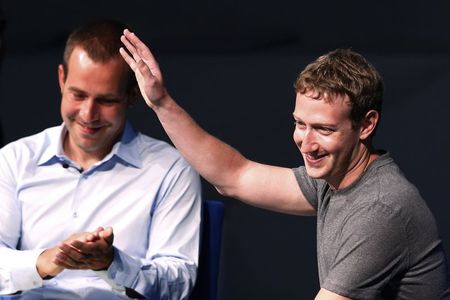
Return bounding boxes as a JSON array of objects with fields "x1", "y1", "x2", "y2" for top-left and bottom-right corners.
[
  {"x1": 67, "y1": 86, "x2": 86, "y2": 94},
  {"x1": 292, "y1": 113, "x2": 337, "y2": 128},
  {"x1": 67, "y1": 86, "x2": 120, "y2": 99}
]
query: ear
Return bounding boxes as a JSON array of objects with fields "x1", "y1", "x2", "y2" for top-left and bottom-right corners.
[
  {"x1": 58, "y1": 64, "x2": 66, "y2": 93},
  {"x1": 126, "y1": 85, "x2": 140, "y2": 107},
  {"x1": 359, "y1": 110, "x2": 379, "y2": 140}
]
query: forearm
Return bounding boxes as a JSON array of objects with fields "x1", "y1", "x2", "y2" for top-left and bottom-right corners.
[
  {"x1": 153, "y1": 94, "x2": 249, "y2": 196},
  {"x1": 151, "y1": 95, "x2": 315, "y2": 215},
  {"x1": 121, "y1": 30, "x2": 251, "y2": 197}
]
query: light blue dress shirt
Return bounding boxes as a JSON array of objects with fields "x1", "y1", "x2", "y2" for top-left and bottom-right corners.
[{"x1": 0, "y1": 122, "x2": 202, "y2": 299}]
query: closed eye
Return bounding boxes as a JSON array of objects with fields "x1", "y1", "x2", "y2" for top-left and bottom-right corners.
[
  {"x1": 70, "y1": 92, "x2": 87, "y2": 101},
  {"x1": 97, "y1": 98, "x2": 122, "y2": 106},
  {"x1": 294, "y1": 120, "x2": 306, "y2": 129},
  {"x1": 317, "y1": 127, "x2": 334, "y2": 135}
]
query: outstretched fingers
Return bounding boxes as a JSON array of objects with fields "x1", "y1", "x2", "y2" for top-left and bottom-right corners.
[
  {"x1": 122, "y1": 30, "x2": 154, "y2": 62},
  {"x1": 119, "y1": 47, "x2": 137, "y2": 71},
  {"x1": 119, "y1": 29, "x2": 168, "y2": 107},
  {"x1": 120, "y1": 29, "x2": 163, "y2": 80}
]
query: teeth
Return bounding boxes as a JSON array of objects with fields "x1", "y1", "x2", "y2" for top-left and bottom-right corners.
[{"x1": 306, "y1": 154, "x2": 325, "y2": 161}]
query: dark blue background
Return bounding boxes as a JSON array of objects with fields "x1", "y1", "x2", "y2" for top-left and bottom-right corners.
[{"x1": 1, "y1": 1, "x2": 449, "y2": 298}]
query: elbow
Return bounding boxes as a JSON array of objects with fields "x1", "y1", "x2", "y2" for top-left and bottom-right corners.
[{"x1": 214, "y1": 185, "x2": 236, "y2": 198}]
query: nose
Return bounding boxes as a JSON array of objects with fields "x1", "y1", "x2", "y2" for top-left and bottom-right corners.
[
  {"x1": 296, "y1": 128, "x2": 319, "y2": 153},
  {"x1": 79, "y1": 99, "x2": 99, "y2": 122}
]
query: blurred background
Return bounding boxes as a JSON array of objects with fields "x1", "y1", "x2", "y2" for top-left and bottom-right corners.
[{"x1": 1, "y1": 1, "x2": 449, "y2": 299}]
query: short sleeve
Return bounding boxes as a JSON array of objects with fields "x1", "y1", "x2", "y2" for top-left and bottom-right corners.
[
  {"x1": 322, "y1": 202, "x2": 409, "y2": 299},
  {"x1": 292, "y1": 166, "x2": 319, "y2": 209}
]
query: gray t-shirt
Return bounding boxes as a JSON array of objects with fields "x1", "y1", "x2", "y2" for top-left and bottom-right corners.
[{"x1": 294, "y1": 152, "x2": 450, "y2": 299}]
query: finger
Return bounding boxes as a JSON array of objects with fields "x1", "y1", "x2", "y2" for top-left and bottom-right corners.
[
  {"x1": 80, "y1": 232, "x2": 99, "y2": 243},
  {"x1": 136, "y1": 59, "x2": 156, "y2": 80},
  {"x1": 120, "y1": 34, "x2": 140, "y2": 62},
  {"x1": 119, "y1": 47, "x2": 138, "y2": 72},
  {"x1": 94, "y1": 226, "x2": 104, "y2": 234},
  {"x1": 123, "y1": 29, "x2": 154, "y2": 61},
  {"x1": 71, "y1": 238, "x2": 111, "y2": 255},
  {"x1": 55, "y1": 258, "x2": 90, "y2": 270},
  {"x1": 70, "y1": 240, "x2": 98, "y2": 253},
  {"x1": 85, "y1": 227, "x2": 103, "y2": 242},
  {"x1": 54, "y1": 248, "x2": 85, "y2": 269},
  {"x1": 123, "y1": 30, "x2": 163, "y2": 80},
  {"x1": 58, "y1": 242, "x2": 86, "y2": 262},
  {"x1": 121, "y1": 33, "x2": 149, "y2": 71},
  {"x1": 85, "y1": 233, "x2": 97, "y2": 243}
]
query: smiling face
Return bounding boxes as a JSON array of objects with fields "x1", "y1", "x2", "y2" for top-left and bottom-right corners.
[
  {"x1": 293, "y1": 91, "x2": 371, "y2": 189},
  {"x1": 59, "y1": 46, "x2": 130, "y2": 162}
]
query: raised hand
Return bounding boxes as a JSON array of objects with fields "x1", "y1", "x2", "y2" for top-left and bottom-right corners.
[{"x1": 120, "y1": 29, "x2": 168, "y2": 108}]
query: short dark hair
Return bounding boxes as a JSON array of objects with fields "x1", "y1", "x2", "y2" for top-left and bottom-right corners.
[
  {"x1": 62, "y1": 20, "x2": 137, "y2": 97},
  {"x1": 294, "y1": 49, "x2": 383, "y2": 131}
]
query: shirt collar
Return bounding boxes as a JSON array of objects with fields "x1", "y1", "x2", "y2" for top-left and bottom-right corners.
[
  {"x1": 37, "y1": 124, "x2": 67, "y2": 166},
  {"x1": 37, "y1": 122, "x2": 142, "y2": 169},
  {"x1": 113, "y1": 121, "x2": 142, "y2": 169}
]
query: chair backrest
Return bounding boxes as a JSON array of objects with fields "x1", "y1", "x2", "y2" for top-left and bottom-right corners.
[{"x1": 190, "y1": 200, "x2": 225, "y2": 300}]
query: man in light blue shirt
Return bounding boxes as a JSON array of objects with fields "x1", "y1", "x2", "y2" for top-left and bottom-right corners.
[{"x1": 0, "y1": 20, "x2": 202, "y2": 299}]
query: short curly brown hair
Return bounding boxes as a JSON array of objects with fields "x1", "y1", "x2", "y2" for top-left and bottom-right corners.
[{"x1": 294, "y1": 49, "x2": 383, "y2": 131}]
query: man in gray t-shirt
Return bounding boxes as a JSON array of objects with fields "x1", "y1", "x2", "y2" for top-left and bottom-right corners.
[
  {"x1": 295, "y1": 152, "x2": 449, "y2": 298},
  {"x1": 120, "y1": 31, "x2": 450, "y2": 298}
]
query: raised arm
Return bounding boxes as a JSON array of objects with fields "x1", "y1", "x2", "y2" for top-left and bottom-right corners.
[{"x1": 119, "y1": 30, "x2": 314, "y2": 215}]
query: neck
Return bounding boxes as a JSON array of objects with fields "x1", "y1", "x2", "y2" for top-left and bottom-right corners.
[
  {"x1": 330, "y1": 143, "x2": 379, "y2": 191},
  {"x1": 63, "y1": 135, "x2": 110, "y2": 171}
]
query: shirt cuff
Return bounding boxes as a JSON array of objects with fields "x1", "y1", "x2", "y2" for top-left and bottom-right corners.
[
  {"x1": 8, "y1": 249, "x2": 44, "y2": 293},
  {"x1": 94, "y1": 270, "x2": 126, "y2": 296},
  {"x1": 105, "y1": 247, "x2": 141, "y2": 288}
]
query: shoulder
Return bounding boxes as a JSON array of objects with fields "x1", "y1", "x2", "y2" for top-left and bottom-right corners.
[
  {"x1": 0, "y1": 126, "x2": 60, "y2": 181},
  {"x1": 342, "y1": 200, "x2": 406, "y2": 237},
  {"x1": 357, "y1": 154, "x2": 425, "y2": 213},
  {"x1": 135, "y1": 132, "x2": 183, "y2": 161},
  {"x1": 345, "y1": 157, "x2": 441, "y2": 252},
  {"x1": 134, "y1": 132, "x2": 198, "y2": 174},
  {"x1": 0, "y1": 126, "x2": 59, "y2": 161}
]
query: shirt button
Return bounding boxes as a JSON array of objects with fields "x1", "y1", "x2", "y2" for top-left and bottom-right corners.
[{"x1": 72, "y1": 212, "x2": 78, "y2": 218}]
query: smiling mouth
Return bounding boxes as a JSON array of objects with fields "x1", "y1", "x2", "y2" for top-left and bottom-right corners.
[
  {"x1": 303, "y1": 153, "x2": 327, "y2": 165},
  {"x1": 78, "y1": 123, "x2": 102, "y2": 135}
]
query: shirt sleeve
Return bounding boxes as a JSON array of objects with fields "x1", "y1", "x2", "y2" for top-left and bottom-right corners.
[
  {"x1": 0, "y1": 147, "x2": 45, "y2": 294},
  {"x1": 104, "y1": 158, "x2": 202, "y2": 300},
  {"x1": 322, "y1": 202, "x2": 409, "y2": 299},
  {"x1": 292, "y1": 166, "x2": 319, "y2": 209}
]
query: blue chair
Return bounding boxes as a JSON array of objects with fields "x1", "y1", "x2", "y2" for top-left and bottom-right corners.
[{"x1": 190, "y1": 200, "x2": 225, "y2": 300}]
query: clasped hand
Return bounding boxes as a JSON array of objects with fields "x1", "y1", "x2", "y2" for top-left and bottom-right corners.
[{"x1": 37, "y1": 227, "x2": 114, "y2": 278}]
